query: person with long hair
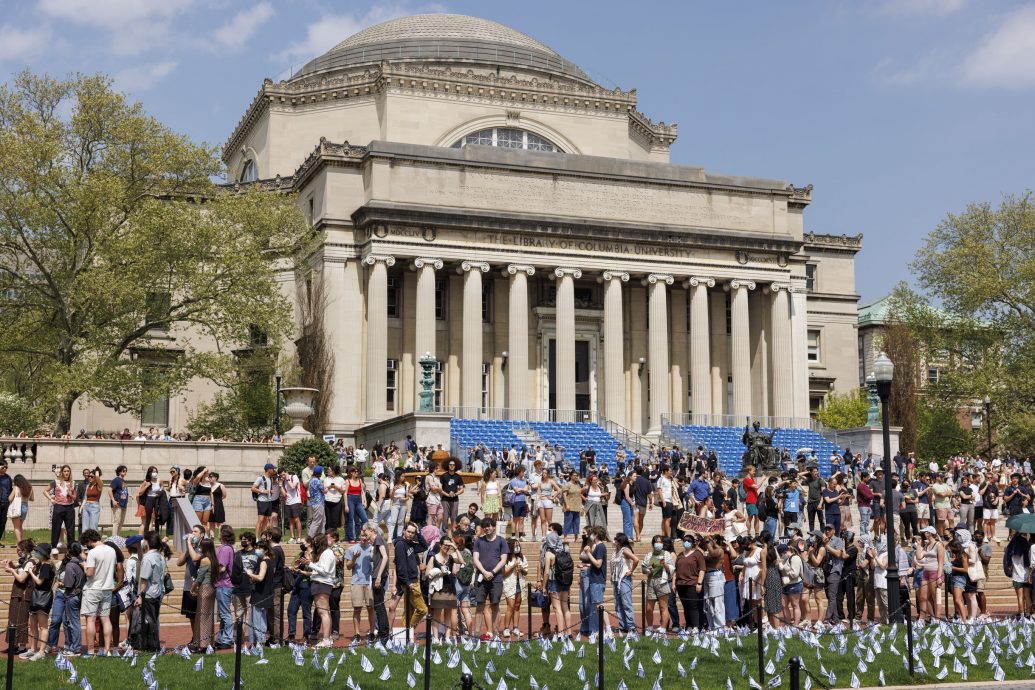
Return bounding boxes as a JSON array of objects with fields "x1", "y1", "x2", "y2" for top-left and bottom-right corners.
[
  {"x1": 80, "y1": 468, "x2": 104, "y2": 533},
  {"x1": 1005, "y1": 532, "x2": 1032, "y2": 617},
  {"x1": 323, "y1": 465, "x2": 345, "y2": 531},
  {"x1": 343, "y1": 466, "x2": 368, "y2": 542},
  {"x1": 7, "y1": 474, "x2": 33, "y2": 544},
  {"x1": 208, "y1": 473, "x2": 226, "y2": 536},
  {"x1": 246, "y1": 539, "x2": 272, "y2": 649},
  {"x1": 610, "y1": 532, "x2": 640, "y2": 635},
  {"x1": 60, "y1": 542, "x2": 86, "y2": 656},
  {"x1": 307, "y1": 532, "x2": 337, "y2": 648},
  {"x1": 46, "y1": 465, "x2": 76, "y2": 548},
  {"x1": 501, "y1": 537, "x2": 527, "y2": 639},
  {"x1": 386, "y1": 473, "x2": 410, "y2": 541},
  {"x1": 481, "y1": 467, "x2": 502, "y2": 523},
  {"x1": 25, "y1": 543, "x2": 54, "y2": 660},
  {"x1": 188, "y1": 538, "x2": 220, "y2": 651},
  {"x1": 3, "y1": 539, "x2": 36, "y2": 654},
  {"x1": 427, "y1": 536, "x2": 461, "y2": 644},
  {"x1": 508, "y1": 466, "x2": 530, "y2": 541},
  {"x1": 287, "y1": 537, "x2": 314, "y2": 642},
  {"x1": 136, "y1": 531, "x2": 172, "y2": 651},
  {"x1": 914, "y1": 526, "x2": 944, "y2": 621},
  {"x1": 189, "y1": 467, "x2": 212, "y2": 534},
  {"x1": 137, "y1": 466, "x2": 162, "y2": 535},
  {"x1": 537, "y1": 469, "x2": 559, "y2": 541},
  {"x1": 642, "y1": 534, "x2": 674, "y2": 634}
]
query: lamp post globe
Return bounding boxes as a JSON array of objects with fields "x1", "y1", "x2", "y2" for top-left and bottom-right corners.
[{"x1": 873, "y1": 351, "x2": 900, "y2": 622}]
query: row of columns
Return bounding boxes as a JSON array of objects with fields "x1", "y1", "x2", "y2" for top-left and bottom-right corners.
[{"x1": 361, "y1": 253, "x2": 803, "y2": 428}]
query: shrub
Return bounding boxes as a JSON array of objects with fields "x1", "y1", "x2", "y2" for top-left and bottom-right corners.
[{"x1": 279, "y1": 437, "x2": 337, "y2": 476}]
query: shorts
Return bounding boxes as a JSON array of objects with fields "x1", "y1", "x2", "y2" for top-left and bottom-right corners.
[
  {"x1": 18, "y1": 503, "x2": 27, "y2": 520},
  {"x1": 191, "y1": 495, "x2": 212, "y2": 512},
  {"x1": 922, "y1": 570, "x2": 942, "y2": 583},
  {"x1": 950, "y1": 575, "x2": 967, "y2": 591},
  {"x1": 746, "y1": 504, "x2": 758, "y2": 517},
  {"x1": 81, "y1": 588, "x2": 112, "y2": 617},
  {"x1": 539, "y1": 499, "x2": 554, "y2": 511},
  {"x1": 547, "y1": 580, "x2": 569, "y2": 595},
  {"x1": 311, "y1": 582, "x2": 332, "y2": 598},
  {"x1": 782, "y1": 582, "x2": 803, "y2": 596},
  {"x1": 984, "y1": 509, "x2": 999, "y2": 520},
  {"x1": 636, "y1": 504, "x2": 648, "y2": 515},
  {"x1": 257, "y1": 501, "x2": 274, "y2": 517},
  {"x1": 1014, "y1": 580, "x2": 1030, "y2": 590},
  {"x1": 285, "y1": 503, "x2": 303, "y2": 520},
  {"x1": 661, "y1": 504, "x2": 673, "y2": 519},
  {"x1": 475, "y1": 576, "x2": 504, "y2": 605},
  {"x1": 935, "y1": 508, "x2": 951, "y2": 522},
  {"x1": 350, "y1": 584, "x2": 373, "y2": 608},
  {"x1": 645, "y1": 580, "x2": 671, "y2": 601},
  {"x1": 427, "y1": 504, "x2": 442, "y2": 518},
  {"x1": 917, "y1": 504, "x2": 930, "y2": 520},
  {"x1": 512, "y1": 501, "x2": 529, "y2": 518},
  {"x1": 976, "y1": 576, "x2": 985, "y2": 593}
]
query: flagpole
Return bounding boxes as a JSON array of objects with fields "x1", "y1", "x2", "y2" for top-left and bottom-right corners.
[
  {"x1": 233, "y1": 618, "x2": 243, "y2": 690},
  {"x1": 424, "y1": 612, "x2": 433, "y2": 690},
  {"x1": 597, "y1": 606, "x2": 605, "y2": 690},
  {"x1": 753, "y1": 579, "x2": 764, "y2": 686}
]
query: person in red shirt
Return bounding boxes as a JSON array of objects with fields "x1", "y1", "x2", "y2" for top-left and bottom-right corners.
[{"x1": 743, "y1": 465, "x2": 760, "y2": 538}]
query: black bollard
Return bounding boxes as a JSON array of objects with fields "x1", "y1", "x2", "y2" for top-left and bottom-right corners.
[
  {"x1": 405, "y1": 592, "x2": 412, "y2": 647},
  {"x1": 280, "y1": 589, "x2": 286, "y2": 644},
  {"x1": 5, "y1": 625, "x2": 15, "y2": 690},
  {"x1": 640, "y1": 580, "x2": 646, "y2": 633},
  {"x1": 527, "y1": 584, "x2": 533, "y2": 639},
  {"x1": 424, "y1": 610, "x2": 432, "y2": 690},
  {"x1": 789, "y1": 656, "x2": 801, "y2": 690},
  {"x1": 753, "y1": 580, "x2": 764, "y2": 687},
  {"x1": 233, "y1": 618, "x2": 244, "y2": 690},
  {"x1": 943, "y1": 578, "x2": 949, "y2": 621},
  {"x1": 460, "y1": 671, "x2": 474, "y2": 690},
  {"x1": 905, "y1": 595, "x2": 915, "y2": 676},
  {"x1": 597, "y1": 607, "x2": 604, "y2": 690}
]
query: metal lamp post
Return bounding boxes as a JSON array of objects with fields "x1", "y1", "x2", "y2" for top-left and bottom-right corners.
[
  {"x1": 274, "y1": 368, "x2": 283, "y2": 437},
  {"x1": 874, "y1": 351, "x2": 899, "y2": 623},
  {"x1": 984, "y1": 395, "x2": 992, "y2": 458}
]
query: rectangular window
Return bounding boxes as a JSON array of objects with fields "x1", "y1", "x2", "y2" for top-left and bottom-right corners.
[
  {"x1": 807, "y1": 329, "x2": 821, "y2": 362},
  {"x1": 145, "y1": 292, "x2": 171, "y2": 332},
  {"x1": 387, "y1": 277, "x2": 400, "y2": 318},
  {"x1": 386, "y1": 359, "x2": 398, "y2": 412},
  {"x1": 971, "y1": 411, "x2": 982, "y2": 429},
  {"x1": 248, "y1": 324, "x2": 268, "y2": 347},
  {"x1": 482, "y1": 279, "x2": 493, "y2": 323},
  {"x1": 435, "y1": 278, "x2": 447, "y2": 320},
  {"x1": 433, "y1": 360, "x2": 444, "y2": 408},
  {"x1": 927, "y1": 367, "x2": 941, "y2": 384},
  {"x1": 805, "y1": 264, "x2": 817, "y2": 291},
  {"x1": 481, "y1": 363, "x2": 491, "y2": 408},
  {"x1": 141, "y1": 395, "x2": 169, "y2": 427},
  {"x1": 307, "y1": 197, "x2": 314, "y2": 226}
]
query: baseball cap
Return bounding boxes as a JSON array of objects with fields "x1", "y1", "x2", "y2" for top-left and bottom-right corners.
[
  {"x1": 313, "y1": 465, "x2": 324, "y2": 476},
  {"x1": 264, "y1": 463, "x2": 276, "y2": 471},
  {"x1": 125, "y1": 535, "x2": 144, "y2": 547}
]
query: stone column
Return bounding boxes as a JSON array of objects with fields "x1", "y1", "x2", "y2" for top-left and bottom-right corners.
[
  {"x1": 505, "y1": 264, "x2": 535, "y2": 414},
  {"x1": 709, "y1": 290, "x2": 728, "y2": 418},
  {"x1": 363, "y1": 254, "x2": 395, "y2": 421},
  {"x1": 790, "y1": 286, "x2": 810, "y2": 420},
  {"x1": 600, "y1": 270, "x2": 629, "y2": 426},
  {"x1": 554, "y1": 267, "x2": 581, "y2": 412},
  {"x1": 687, "y1": 277, "x2": 714, "y2": 423},
  {"x1": 768, "y1": 283, "x2": 793, "y2": 420},
  {"x1": 670, "y1": 286, "x2": 688, "y2": 419},
  {"x1": 460, "y1": 261, "x2": 490, "y2": 410},
  {"x1": 728, "y1": 279, "x2": 755, "y2": 422},
  {"x1": 646, "y1": 273, "x2": 674, "y2": 435},
  {"x1": 412, "y1": 258, "x2": 442, "y2": 409}
]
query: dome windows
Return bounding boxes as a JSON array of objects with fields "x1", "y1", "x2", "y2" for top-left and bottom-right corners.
[{"x1": 451, "y1": 127, "x2": 560, "y2": 153}]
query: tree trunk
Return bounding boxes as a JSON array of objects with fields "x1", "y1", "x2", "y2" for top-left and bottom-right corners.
[{"x1": 57, "y1": 391, "x2": 79, "y2": 434}]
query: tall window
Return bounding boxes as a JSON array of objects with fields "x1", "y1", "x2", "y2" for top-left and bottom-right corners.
[
  {"x1": 386, "y1": 359, "x2": 398, "y2": 412},
  {"x1": 433, "y1": 360, "x2": 444, "y2": 407},
  {"x1": 482, "y1": 279, "x2": 493, "y2": 323},
  {"x1": 805, "y1": 264, "x2": 817, "y2": 291},
  {"x1": 927, "y1": 367, "x2": 941, "y2": 384},
  {"x1": 451, "y1": 127, "x2": 560, "y2": 152},
  {"x1": 807, "y1": 329, "x2": 821, "y2": 362},
  {"x1": 387, "y1": 277, "x2": 400, "y2": 318},
  {"x1": 145, "y1": 292, "x2": 171, "y2": 332},
  {"x1": 435, "y1": 278, "x2": 447, "y2": 320},
  {"x1": 248, "y1": 325, "x2": 269, "y2": 347},
  {"x1": 240, "y1": 160, "x2": 258, "y2": 182},
  {"x1": 141, "y1": 395, "x2": 169, "y2": 427},
  {"x1": 481, "y1": 363, "x2": 491, "y2": 408}
]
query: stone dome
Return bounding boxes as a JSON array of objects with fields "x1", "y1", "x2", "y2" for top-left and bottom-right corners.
[{"x1": 291, "y1": 13, "x2": 593, "y2": 85}]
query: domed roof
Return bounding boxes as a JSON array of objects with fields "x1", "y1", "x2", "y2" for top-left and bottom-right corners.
[{"x1": 292, "y1": 13, "x2": 593, "y2": 85}]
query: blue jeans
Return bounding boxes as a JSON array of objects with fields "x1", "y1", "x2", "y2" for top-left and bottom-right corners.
[
  {"x1": 82, "y1": 502, "x2": 101, "y2": 532},
  {"x1": 586, "y1": 582, "x2": 605, "y2": 634},
  {"x1": 48, "y1": 589, "x2": 66, "y2": 648},
  {"x1": 63, "y1": 593, "x2": 82, "y2": 654},
  {"x1": 858, "y1": 507, "x2": 871, "y2": 535},
  {"x1": 563, "y1": 511, "x2": 581, "y2": 536},
  {"x1": 346, "y1": 494, "x2": 367, "y2": 541},
  {"x1": 578, "y1": 569, "x2": 590, "y2": 634},
  {"x1": 215, "y1": 587, "x2": 234, "y2": 645},
  {"x1": 613, "y1": 577, "x2": 635, "y2": 632},
  {"x1": 288, "y1": 580, "x2": 312, "y2": 638},
  {"x1": 619, "y1": 502, "x2": 634, "y2": 540},
  {"x1": 764, "y1": 517, "x2": 778, "y2": 543},
  {"x1": 249, "y1": 599, "x2": 267, "y2": 646}
]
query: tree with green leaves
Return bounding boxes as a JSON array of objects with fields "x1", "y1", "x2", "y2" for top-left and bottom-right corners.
[
  {"x1": 816, "y1": 388, "x2": 869, "y2": 430},
  {"x1": 0, "y1": 72, "x2": 307, "y2": 431}
]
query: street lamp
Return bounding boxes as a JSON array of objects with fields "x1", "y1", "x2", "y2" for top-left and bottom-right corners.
[
  {"x1": 873, "y1": 351, "x2": 900, "y2": 623},
  {"x1": 274, "y1": 368, "x2": 283, "y2": 438},
  {"x1": 984, "y1": 395, "x2": 992, "y2": 458}
]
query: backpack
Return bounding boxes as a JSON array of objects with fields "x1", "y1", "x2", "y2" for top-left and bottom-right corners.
[
  {"x1": 230, "y1": 550, "x2": 247, "y2": 589},
  {"x1": 802, "y1": 556, "x2": 825, "y2": 587},
  {"x1": 551, "y1": 548, "x2": 574, "y2": 588},
  {"x1": 738, "y1": 484, "x2": 747, "y2": 502},
  {"x1": 457, "y1": 549, "x2": 475, "y2": 587}
]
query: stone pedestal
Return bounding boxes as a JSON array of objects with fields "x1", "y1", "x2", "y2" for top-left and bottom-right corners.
[
  {"x1": 837, "y1": 425, "x2": 902, "y2": 459},
  {"x1": 355, "y1": 412, "x2": 454, "y2": 453}
]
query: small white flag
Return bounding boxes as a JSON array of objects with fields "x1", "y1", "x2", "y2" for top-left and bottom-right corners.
[
  {"x1": 652, "y1": 649, "x2": 663, "y2": 664},
  {"x1": 495, "y1": 679, "x2": 508, "y2": 690},
  {"x1": 215, "y1": 661, "x2": 228, "y2": 679},
  {"x1": 936, "y1": 666, "x2": 948, "y2": 680},
  {"x1": 879, "y1": 669, "x2": 886, "y2": 686},
  {"x1": 193, "y1": 658, "x2": 203, "y2": 672},
  {"x1": 850, "y1": 672, "x2": 860, "y2": 688},
  {"x1": 255, "y1": 659, "x2": 269, "y2": 665},
  {"x1": 361, "y1": 655, "x2": 374, "y2": 673},
  {"x1": 577, "y1": 666, "x2": 585, "y2": 681},
  {"x1": 677, "y1": 663, "x2": 686, "y2": 678},
  {"x1": 637, "y1": 662, "x2": 645, "y2": 678},
  {"x1": 529, "y1": 675, "x2": 539, "y2": 690},
  {"x1": 749, "y1": 676, "x2": 762, "y2": 689},
  {"x1": 765, "y1": 659, "x2": 775, "y2": 675},
  {"x1": 726, "y1": 676, "x2": 734, "y2": 690},
  {"x1": 554, "y1": 656, "x2": 563, "y2": 672},
  {"x1": 691, "y1": 677, "x2": 699, "y2": 690},
  {"x1": 994, "y1": 665, "x2": 1006, "y2": 682}
]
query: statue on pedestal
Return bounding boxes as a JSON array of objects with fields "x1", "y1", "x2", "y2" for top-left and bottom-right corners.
[
  {"x1": 418, "y1": 352, "x2": 436, "y2": 413},
  {"x1": 741, "y1": 420, "x2": 780, "y2": 472}
]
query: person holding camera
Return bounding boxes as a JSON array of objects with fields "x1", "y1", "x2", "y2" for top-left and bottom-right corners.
[
  {"x1": 809, "y1": 524, "x2": 846, "y2": 625},
  {"x1": 776, "y1": 542, "x2": 804, "y2": 625}
]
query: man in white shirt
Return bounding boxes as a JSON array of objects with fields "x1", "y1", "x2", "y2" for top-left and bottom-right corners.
[
  {"x1": 354, "y1": 445, "x2": 369, "y2": 473},
  {"x1": 280, "y1": 469, "x2": 303, "y2": 543},
  {"x1": 656, "y1": 464, "x2": 675, "y2": 537},
  {"x1": 425, "y1": 472, "x2": 443, "y2": 528},
  {"x1": 81, "y1": 529, "x2": 117, "y2": 657},
  {"x1": 471, "y1": 456, "x2": 484, "y2": 476}
]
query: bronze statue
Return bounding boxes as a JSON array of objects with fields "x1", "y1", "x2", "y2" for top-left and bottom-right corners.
[{"x1": 741, "y1": 421, "x2": 780, "y2": 472}]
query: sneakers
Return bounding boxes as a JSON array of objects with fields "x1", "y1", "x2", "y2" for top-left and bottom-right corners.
[
  {"x1": 18, "y1": 650, "x2": 33, "y2": 659},
  {"x1": 314, "y1": 639, "x2": 333, "y2": 649},
  {"x1": 480, "y1": 633, "x2": 492, "y2": 642},
  {"x1": 288, "y1": 538, "x2": 297, "y2": 544},
  {"x1": 29, "y1": 651, "x2": 46, "y2": 661}
]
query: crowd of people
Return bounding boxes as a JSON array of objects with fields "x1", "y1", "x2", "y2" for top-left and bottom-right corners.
[{"x1": 2, "y1": 439, "x2": 1035, "y2": 661}]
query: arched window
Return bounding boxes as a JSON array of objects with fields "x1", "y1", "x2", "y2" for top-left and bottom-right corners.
[
  {"x1": 240, "y1": 159, "x2": 258, "y2": 182},
  {"x1": 451, "y1": 127, "x2": 560, "y2": 152}
]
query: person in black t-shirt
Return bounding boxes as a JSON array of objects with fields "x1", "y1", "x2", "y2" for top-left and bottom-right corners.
[{"x1": 440, "y1": 459, "x2": 465, "y2": 530}]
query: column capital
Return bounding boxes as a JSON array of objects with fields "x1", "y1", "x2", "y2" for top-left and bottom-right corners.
[
  {"x1": 726, "y1": 279, "x2": 756, "y2": 291},
  {"x1": 683, "y1": 276, "x2": 715, "y2": 288},
  {"x1": 505, "y1": 264, "x2": 536, "y2": 277},
  {"x1": 362, "y1": 254, "x2": 396, "y2": 267},
  {"x1": 458, "y1": 260, "x2": 490, "y2": 274},
  {"x1": 599, "y1": 270, "x2": 630, "y2": 283},
  {"x1": 641, "y1": 273, "x2": 674, "y2": 286},
  {"x1": 553, "y1": 267, "x2": 582, "y2": 279},
  {"x1": 763, "y1": 281, "x2": 793, "y2": 294},
  {"x1": 412, "y1": 257, "x2": 443, "y2": 270}
]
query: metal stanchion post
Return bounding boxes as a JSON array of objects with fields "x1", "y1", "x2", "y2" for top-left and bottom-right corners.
[
  {"x1": 424, "y1": 611, "x2": 433, "y2": 690},
  {"x1": 905, "y1": 594, "x2": 915, "y2": 676},
  {"x1": 753, "y1": 580, "x2": 764, "y2": 687},
  {"x1": 640, "y1": 580, "x2": 646, "y2": 633},
  {"x1": 527, "y1": 584, "x2": 533, "y2": 639},
  {"x1": 233, "y1": 618, "x2": 244, "y2": 690},
  {"x1": 5, "y1": 625, "x2": 15, "y2": 690},
  {"x1": 943, "y1": 580, "x2": 949, "y2": 621},
  {"x1": 597, "y1": 607, "x2": 604, "y2": 690},
  {"x1": 789, "y1": 656, "x2": 801, "y2": 690},
  {"x1": 405, "y1": 590, "x2": 412, "y2": 647},
  {"x1": 460, "y1": 672, "x2": 474, "y2": 690},
  {"x1": 279, "y1": 589, "x2": 286, "y2": 644}
]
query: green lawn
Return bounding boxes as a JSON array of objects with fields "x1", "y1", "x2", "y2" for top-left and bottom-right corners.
[{"x1": 5, "y1": 620, "x2": 1035, "y2": 689}]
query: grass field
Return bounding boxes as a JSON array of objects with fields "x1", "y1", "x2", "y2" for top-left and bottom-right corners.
[{"x1": 4, "y1": 619, "x2": 1035, "y2": 689}]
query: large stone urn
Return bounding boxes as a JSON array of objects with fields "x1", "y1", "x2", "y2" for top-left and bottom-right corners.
[{"x1": 280, "y1": 387, "x2": 319, "y2": 444}]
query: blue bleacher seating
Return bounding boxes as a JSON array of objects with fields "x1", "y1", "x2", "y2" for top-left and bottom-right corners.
[{"x1": 669, "y1": 424, "x2": 842, "y2": 477}]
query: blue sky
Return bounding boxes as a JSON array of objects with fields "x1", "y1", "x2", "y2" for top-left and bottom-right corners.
[{"x1": 2, "y1": 0, "x2": 1034, "y2": 303}]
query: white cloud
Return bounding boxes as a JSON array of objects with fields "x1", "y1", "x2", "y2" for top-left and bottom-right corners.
[
  {"x1": 112, "y1": 60, "x2": 178, "y2": 92},
  {"x1": 273, "y1": 5, "x2": 412, "y2": 66},
  {"x1": 212, "y1": 2, "x2": 275, "y2": 51},
  {"x1": 37, "y1": 0, "x2": 194, "y2": 56},
  {"x1": 960, "y1": 4, "x2": 1035, "y2": 89},
  {"x1": 878, "y1": 0, "x2": 968, "y2": 16},
  {"x1": 0, "y1": 24, "x2": 50, "y2": 61}
]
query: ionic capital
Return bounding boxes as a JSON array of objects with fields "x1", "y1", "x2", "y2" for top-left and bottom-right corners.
[
  {"x1": 642, "y1": 273, "x2": 675, "y2": 286},
  {"x1": 458, "y1": 261, "x2": 490, "y2": 274},
  {"x1": 683, "y1": 276, "x2": 716, "y2": 289},
  {"x1": 728, "y1": 279, "x2": 756, "y2": 291},
  {"x1": 505, "y1": 264, "x2": 536, "y2": 277},
  {"x1": 764, "y1": 281, "x2": 792, "y2": 294},
  {"x1": 599, "y1": 270, "x2": 630, "y2": 283},
  {"x1": 412, "y1": 257, "x2": 444, "y2": 271},
  {"x1": 553, "y1": 267, "x2": 582, "y2": 280},
  {"x1": 362, "y1": 254, "x2": 396, "y2": 268}
]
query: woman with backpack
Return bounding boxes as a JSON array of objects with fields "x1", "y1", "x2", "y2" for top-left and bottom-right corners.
[
  {"x1": 537, "y1": 525, "x2": 572, "y2": 637},
  {"x1": 246, "y1": 539, "x2": 273, "y2": 648},
  {"x1": 642, "y1": 534, "x2": 674, "y2": 635},
  {"x1": 776, "y1": 543, "x2": 804, "y2": 625},
  {"x1": 59, "y1": 542, "x2": 85, "y2": 655},
  {"x1": 452, "y1": 535, "x2": 476, "y2": 637},
  {"x1": 426, "y1": 537, "x2": 461, "y2": 643}
]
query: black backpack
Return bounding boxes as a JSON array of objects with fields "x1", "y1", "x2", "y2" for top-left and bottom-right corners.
[
  {"x1": 230, "y1": 550, "x2": 247, "y2": 589},
  {"x1": 552, "y1": 548, "x2": 574, "y2": 588}
]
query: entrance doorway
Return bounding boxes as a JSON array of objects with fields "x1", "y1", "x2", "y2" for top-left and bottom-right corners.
[{"x1": 547, "y1": 338, "x2": 592, "y2": 416}]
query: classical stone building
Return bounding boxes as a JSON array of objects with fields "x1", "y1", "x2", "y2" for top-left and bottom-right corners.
[{"x1": 73, "y1": 14, "x2": 862, "y2": 441}]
